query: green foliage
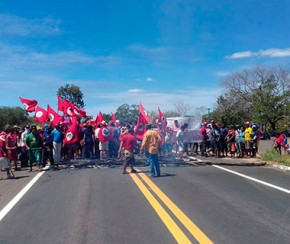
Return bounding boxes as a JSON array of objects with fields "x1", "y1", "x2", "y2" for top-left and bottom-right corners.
[
  {"x1": 57, "y1": 84, "x2": 85, "y2": 108},
  {"x1": 115, "y1": 104, "x2": 139, "y2": 123},
  {"x1": 216, "y1": 65, "x2": 290, "y2": 129},
  {"x1": 102, "y1": 113, "x2": 111, "y2": 122},
  {"x1": 261, "y1": 150, "x2": 290, "y2": 166},
  {"x1": 0, "y1": 107, "x2": 32, "y2": 130}
]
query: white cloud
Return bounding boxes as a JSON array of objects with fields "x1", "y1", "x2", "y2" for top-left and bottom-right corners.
[
  {"x1": 0, "y1": 14, "x2": 62, "y2": 37},
  {"x1": 146, "y1": 77, "x2": 155, "y2": 82},
  {"x1": 226, "y1": 48, "x2": 290, "y2": 59},
  {"x1": 259, "y1": 48, "x2": 290, "y2": 57},
  {"x1": 128, "y1": 89, "x2": 145, "y2": 94},
  {"x1": 226, "y1": 51, "x2": 254, "y2": 59}
]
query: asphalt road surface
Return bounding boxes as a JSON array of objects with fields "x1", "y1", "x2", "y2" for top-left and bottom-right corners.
[{"x1": 1, "y1": 164, "x2": 290, "y2": 244}]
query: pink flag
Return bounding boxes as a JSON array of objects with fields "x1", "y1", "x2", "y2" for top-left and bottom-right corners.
[
  {"x1": 111, "y1": 113, "x2": 117, "y2": 123},
  {"x1": 140, "y1": 102, "x2": 150, "y2": 123},
  {"x1": 57, "y1": 96, "x2": 64, "y2": 112},
  {"x1": 64, "y1": 117, "x2": 79, "y2": 145},
  {"x1": 34, "y1": 106, "x2": 48, "y2": 123},
  {"x1": 135, "y1": 113, "x2": 148, "y2": 140},
  {"x1": 47, "y1": 105, "x2": 64, "y2": 126},
  {"x1": 63, "y1": 99, "x2": 75, "y2": 117},
  {"x1": 19, "y1": 97, "x2": 38, "y2": 112}
]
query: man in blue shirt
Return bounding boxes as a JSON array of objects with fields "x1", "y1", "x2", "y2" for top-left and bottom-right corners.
[{"x1": 51, "y1": 125, "x2": 63, "y2": 165}]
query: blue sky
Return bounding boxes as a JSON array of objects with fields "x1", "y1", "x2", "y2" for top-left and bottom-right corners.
[{"x1": 1, "y1": 0, "x2": 290, "y2": 117}]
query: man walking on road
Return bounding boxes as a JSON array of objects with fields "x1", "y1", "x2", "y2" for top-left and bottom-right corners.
[
  {"x1": 140, "y1": 124, "x2": 162, "y2": 177},
  {"x1": 118, "y1": 129, "x2": 137, "y2": 174}
]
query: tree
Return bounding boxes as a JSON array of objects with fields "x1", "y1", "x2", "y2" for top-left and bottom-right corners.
[
  {"x1": 219, "y1": 65, "x2": 290, "y2": 130},
  {"x1": 115, "y1": 104, "x2": 139, "y2": 123},
  {"x1": 57, "y1": 84, "x2": 85, "y2": 108},
  {"x1": 0, "y1": 107, "x2": 32, "y2": 130},
  {"x1": 173, "y1": 101, "x2": 192, "y2": 116}
]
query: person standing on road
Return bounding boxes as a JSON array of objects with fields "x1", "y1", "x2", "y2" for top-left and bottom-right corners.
[
  {"x1": 51, "y1": 125, "x2": 63, "y2": 166},
  {"x1": 118, "y1": 129, "x2": 137, "y2": 174},
  {"x1": 25, "y1": 125, "x2": 43, "y2": 172},
  {"x1": 140, "y1": 124, "x2": 162, "y2": 177},
  {"x1": 5, "y1": 125, "x2": 20, "y2": 171},
  {"x1": 244, "y1": 122, "x2": 252, "y2": 158}
]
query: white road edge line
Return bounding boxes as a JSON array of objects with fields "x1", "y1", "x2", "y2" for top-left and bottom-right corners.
[
  {"x1": 212, "y1": 165, "x2": 290, "y2": 194},
  {"x1": 0, "y1": 171, "x2": 45, "y2": 222}
]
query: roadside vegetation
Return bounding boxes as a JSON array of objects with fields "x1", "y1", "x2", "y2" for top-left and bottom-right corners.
[{"x1": 261, "y1": 150, "x2": 290, "y2": 167}]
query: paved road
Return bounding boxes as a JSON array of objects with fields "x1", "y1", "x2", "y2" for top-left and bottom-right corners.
[{"x1": 1, "y1": 164, "x2": 290, "y2": 244}]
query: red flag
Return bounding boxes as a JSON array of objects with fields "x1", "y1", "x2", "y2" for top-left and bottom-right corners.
[
  {"x1": 47, "y1": 105, "x2": 64, "y2": 126},
  {"x1": 19, "y1": 97, "x2": 38, "y2": 112},
  {"x1": 135, "y1": 113, "x2": 148, "y2": 140},
  {"x1": 63, "y1": 99, "x2": 75, "y2": 117},
  {"x1": 140, "y1": 102, "x2": 150, "y2": 123},
  {"x1": 34, "y1": 106, "x2": 48, "y2": 123},
  {"x1": 158, "y1": 107, "x2": 167, "y2": 129},
  {"x1": 111, "y1": 113, "x2": 117, "y2": 123},
  {"x1": 98, "y1": 125, "x2": 112, "y2": 143},
  {"x1": 57, "y1": 96, "x2": 64, "y2": 112},
  {"x1": 72, "y1": 105, "x2": 87, "y2": 117},
  {"x1": 64, "y1": 117, "x2": 79, "y2": 145},
  {"x1": 95, "y1": 111, "x2": 104, "y2": 124}
]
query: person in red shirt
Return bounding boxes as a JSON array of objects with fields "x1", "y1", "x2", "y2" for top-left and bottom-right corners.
[
  {"x1": 274, "y1": 132, "x2": 288, "y2": 155},
  {"x1": 5, "y1": 126, "x2": 19, "y2": 171},
  {"x1": 0, "y1": 131, "x2": 14, "y2": 179},
  {"x1": 118, "y1": 129, "x2": 137, "y2": 174}
]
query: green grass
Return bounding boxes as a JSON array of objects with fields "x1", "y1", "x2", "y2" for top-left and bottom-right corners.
[{"x1": 261, "y1": 150, "x2": 290, "y2": 167}]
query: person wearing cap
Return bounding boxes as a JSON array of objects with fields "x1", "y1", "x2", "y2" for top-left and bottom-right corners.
[
  {"x1": 25, "y1": 125, "x2": 43, "y2": 171},
  {"x1": 140, "y1": 124, "x2": 162, "y2": 177},
  {"x1": 244, "y1": 122, "x2": 252, "y2": 157}
]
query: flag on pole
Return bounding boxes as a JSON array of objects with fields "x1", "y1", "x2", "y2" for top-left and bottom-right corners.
[
  {"x1": 57, "y1": 96, "x2": 64, "y2": 112},
  {"x1": 158, "y1": 107, "x2": 167, "y2": 129},
  {"x1": 63, "y1": 99, "x2": 75, "y2": 117},
  {"x1": 98, "y1": 125, "x2": 112, "y2": 143},
  {"x1": 111, "y1": 113, "x2": 117, "y2": 123},
  {"x1": 140, "y1": 102, "x2": 150, "y2": 123},
  {"x1": 34, "y1": 106, "x2": 48, "y2": 123},
  {"x1": 135, "y1": 113, "x2": 148, "y2": 140},
  {"x1": 47, "y1": 105, "x2": 64, "y2": 126},
  {"x1": 64, "y1": 117, "x2": 79, "y2": 145},
  {"x1": 72, "y1": 105, "x2": 87, "y2": 117},
  {"x1": 19, "y1": 97, "x2": 38, "y2": 112},
  {"x1": 95, "y1": 111, "x2": 104, "y2": 124}
]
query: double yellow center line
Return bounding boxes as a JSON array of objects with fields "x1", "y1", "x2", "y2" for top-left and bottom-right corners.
[{"x1": 129, "y1": 169, "x2": 213, "y2": 244}]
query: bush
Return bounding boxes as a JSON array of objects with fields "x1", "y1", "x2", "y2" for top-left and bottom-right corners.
[{"x1": 261, "y1": 150, "x2": 290, "y2": 166}]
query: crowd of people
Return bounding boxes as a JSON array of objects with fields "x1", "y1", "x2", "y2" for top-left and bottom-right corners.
[{"x1": 0, "y1": 118, "x2": 288, "y2": 179}]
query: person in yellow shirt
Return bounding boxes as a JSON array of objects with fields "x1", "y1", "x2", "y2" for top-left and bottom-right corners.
[
  {"x1": 244, "y1": 122, "x2": 252, "y2": 157},
  {"x1": 140, "y1": 124, "x2": 162, "y2": 177}
]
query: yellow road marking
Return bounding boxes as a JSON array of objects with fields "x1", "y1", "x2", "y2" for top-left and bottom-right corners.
[
  {"x1": 136, "y1": 169, "x2": 213, "y2": 244},
  {"x1": 129, "y1": 173, "x2": 192, "y2": 244}
]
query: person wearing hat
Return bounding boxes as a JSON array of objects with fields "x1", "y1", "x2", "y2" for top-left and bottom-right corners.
[
  {"x1": 244, "y1": 122, "x2": 252, "y2": 157},
  {"x1": 25, "y1": 125, "x2": 43, "y2": 171}
]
